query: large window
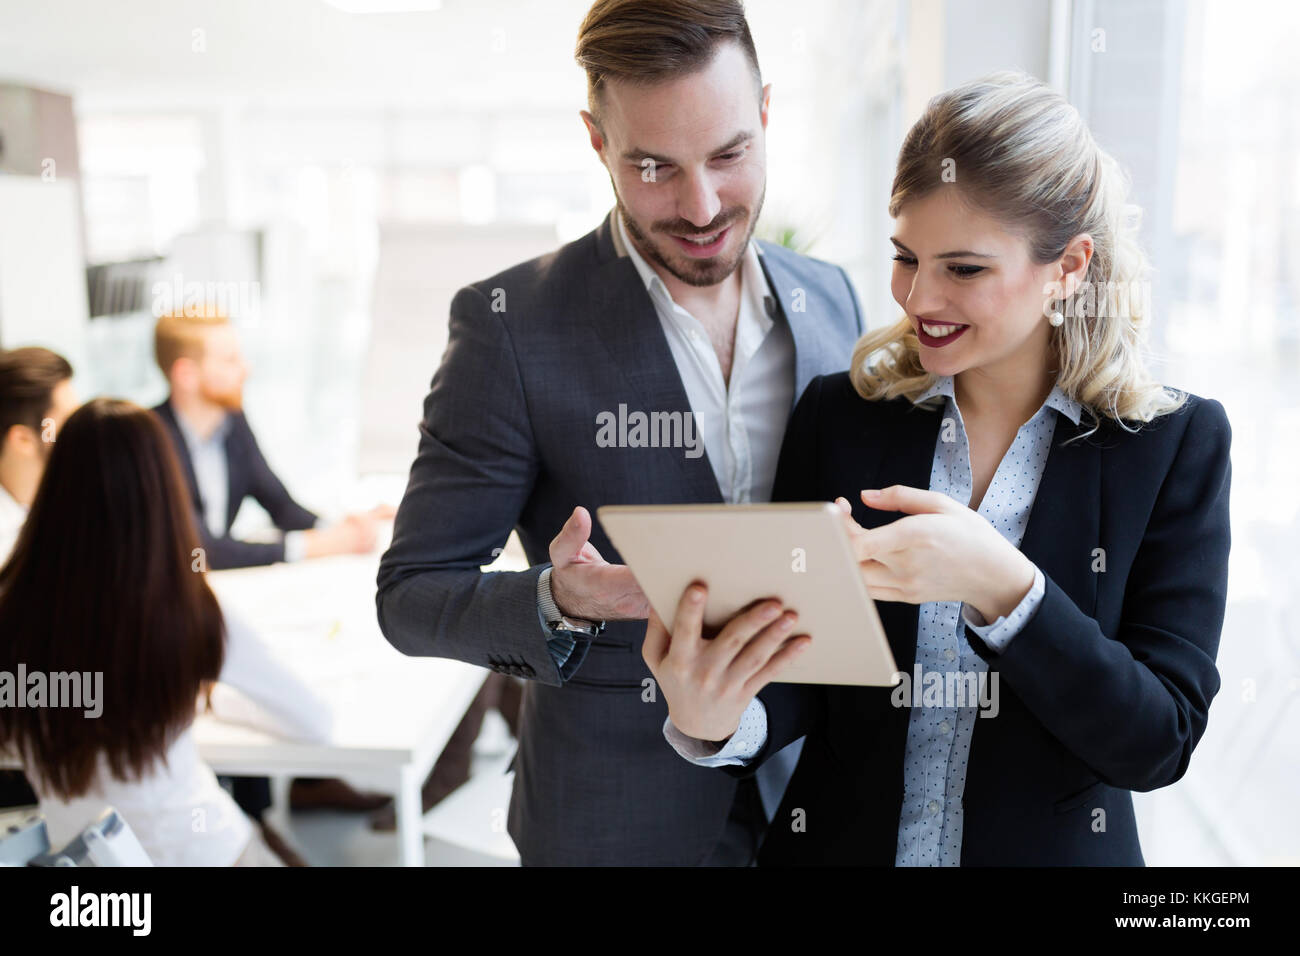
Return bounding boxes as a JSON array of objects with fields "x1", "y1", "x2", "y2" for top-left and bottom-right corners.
[{"x1": 1070, "y1": 0, "x2": 1300, "y2": 865}]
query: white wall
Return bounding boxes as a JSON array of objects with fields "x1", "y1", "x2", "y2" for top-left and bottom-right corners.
[{"x1": 0, "y1": 176, "x2": 90, "y2": 378}]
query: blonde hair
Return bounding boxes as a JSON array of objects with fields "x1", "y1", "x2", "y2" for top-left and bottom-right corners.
[
  {"x1": 851, "y1": 71, "x2": 1185, "y2": 431},
  {"x1": 154, "y1": 306, "x2": 229, "y2": 379}
]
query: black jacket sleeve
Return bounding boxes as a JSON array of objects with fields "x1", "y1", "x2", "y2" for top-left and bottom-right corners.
[
  {"x1": 964, "y1": 397, "x2": 1232, "y2": 791},
  {"x1": 233, "y1": 413, "x2": 318, "y2": 532},
  {"x1": 196, "y1": 523, "x2": 288, "y2": 571}
]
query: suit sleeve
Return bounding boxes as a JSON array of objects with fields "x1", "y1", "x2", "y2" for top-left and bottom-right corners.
[
  {"x1": 965, "y1": 398, "x2": 1232, "y2": 791},
  {"x1": 720, "y1": 375, "x2": 832, "y2": 777},
  {"x1": 197, "y1": 521, "x2": 287, "y2": 570},
  {"x1": 375, "y1": 285, "x2": 580, "y2": 686},
  {"x1": 239, "y1": 415, "x2": 318, "y2": 532}
]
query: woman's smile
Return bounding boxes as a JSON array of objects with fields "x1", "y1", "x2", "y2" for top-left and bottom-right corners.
[{"x1": 916, "y1": 320, "x2": 971, "y2": 348}]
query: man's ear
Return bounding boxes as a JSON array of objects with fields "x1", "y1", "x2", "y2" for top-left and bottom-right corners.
[
  {"x1": 3, "y1": 423, "x2": 38, "y2": 459},
  {"x1": 169, "y1": 356, "x2": 200, "y2": 393},
  {"x1": 760, "y1": 83, "x2": 772, "y2": 130},
  {"x1": 1058, "y1": 233, "x2": 1094, "y2": 298},
  {"x1": 579, "y1": 110, "x2": 605, "y2": 162}
]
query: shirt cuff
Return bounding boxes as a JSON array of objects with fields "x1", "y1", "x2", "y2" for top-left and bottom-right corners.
[
  {"x1": 536, "y1": 566, "x2": 576, "y2": 676},
  {"x1": 662, "y1": 697, "x2": 767, "y2": 767},
  {"x1": 962, "y1": 564, "x2": 1046, "y2": 652},
  {"x1": 283, "y1": 530, "x2": 307, "y2": 563}
]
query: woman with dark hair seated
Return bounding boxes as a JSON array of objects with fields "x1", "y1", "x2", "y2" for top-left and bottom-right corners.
[{"x1": 0, "y1": 398, "x2": 282, "y2": 865}]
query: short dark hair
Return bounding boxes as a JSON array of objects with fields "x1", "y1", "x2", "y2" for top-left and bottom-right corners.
[
  {"x1": 575, "y1": 0, "x2": 762, "y2": 124},
  {"x1": 0, "y1": 347, "x2": 73, "y2": 440}
]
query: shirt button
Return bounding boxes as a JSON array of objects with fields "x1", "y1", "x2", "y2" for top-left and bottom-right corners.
[
  {"x1": 734, "y1": 740, "x2": 747, "y2": 750},
  {"x1": 944, "y1": 648, "x2": 956, "y2": 661},
  {"x1": 928, "y1": 800, "x2": 941, "y2": 815},
  {"x1": 939, "y1": 720, "x2": 951, "y2": 734}
]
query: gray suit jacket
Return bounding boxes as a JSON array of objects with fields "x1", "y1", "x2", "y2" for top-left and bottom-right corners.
[{"x1": 376, "y1": 211, "x2": 864, "y2": 864}]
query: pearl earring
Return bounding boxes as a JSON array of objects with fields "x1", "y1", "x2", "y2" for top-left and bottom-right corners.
[{"x1": 1049, "y1": 310, "x2": 1064, "y2": 327}]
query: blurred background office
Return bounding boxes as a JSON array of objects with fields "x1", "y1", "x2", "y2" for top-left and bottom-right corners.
[{"x1": 0, "y1": 0, "x2": 1295, "y2": 864}]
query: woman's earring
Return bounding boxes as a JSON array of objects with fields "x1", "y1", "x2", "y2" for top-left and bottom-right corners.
[{"x1": 1049, "y1": 308, "x2": 1065, "y2": 327}]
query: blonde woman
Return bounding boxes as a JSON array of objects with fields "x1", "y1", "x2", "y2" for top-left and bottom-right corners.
[{"x1": 643, "y1": 72, "x2": 1231, "y2": 865}]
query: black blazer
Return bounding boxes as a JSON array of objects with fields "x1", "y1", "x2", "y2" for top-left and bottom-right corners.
[
  {"x1": 152, "y1": 400, "x2": 317, "y2": 570},
  {"x1": 737, "y1": 372, "x2": 1231, "y2": 866}
]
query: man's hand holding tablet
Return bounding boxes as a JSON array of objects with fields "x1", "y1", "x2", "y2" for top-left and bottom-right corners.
[{"x1": 642, "y1": 584, "x2": 811, "y2": 744}]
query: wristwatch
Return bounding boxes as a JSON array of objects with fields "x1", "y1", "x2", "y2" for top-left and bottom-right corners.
[{"x1": 538, "y1": 567, "x2": 606, "y2": 640}]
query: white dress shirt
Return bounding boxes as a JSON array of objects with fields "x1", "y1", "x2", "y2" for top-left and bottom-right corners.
[
  {"x1": 173, "y1": 412, "x2": 232, "y2": 540},
  {"x1": 537, "y1": 212, "x2": 797, "y2": 638},
  {"x1": 6, "y1": 473, "x2": 328, "y2": 864},
  {"x1": 29, "y1": 609, "x2": 332, "y2": 865},
  {"x1": 0, "y1": 482, "x2": 27, "y2": 563},
  {"x1": 612, "y1": 210, "x2": 796, "y2": 504},
  {"x1": 37, "y1": 725, "x2": 254, "y2": 867}
]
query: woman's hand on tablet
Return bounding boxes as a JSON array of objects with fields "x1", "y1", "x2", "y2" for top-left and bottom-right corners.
[
  {"x1": 642, "y1": 583, "x2": 811, "y2": 743},
  {"x1": 834, "y1": 487, "x2": 1036, "y2": 622}
]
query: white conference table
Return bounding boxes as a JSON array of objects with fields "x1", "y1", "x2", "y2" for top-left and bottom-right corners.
[{"x1": 196, "y1": 543, "x2": 503, "y2": 867}]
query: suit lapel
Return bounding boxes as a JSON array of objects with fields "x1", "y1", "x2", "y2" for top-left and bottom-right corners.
[
  {"x1": 1017, "y1": 414, "x2": 1102, "y2": 618},
  {"x1": 157, "y1": 401, "x2": 206, "y2": 522},
  {"x1": 221, "y1": 419, "x2": 240, "y2": 532},
  {"x1": 754, "y1": 242, "x2": 837, "y2": 400},
  {"x1": 587, "y1": 215, "x2": 723, "y2": 503}
]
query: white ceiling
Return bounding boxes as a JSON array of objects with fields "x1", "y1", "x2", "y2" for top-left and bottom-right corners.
[{"x1": 0, "y1": 0, "x2": 596, "y2": 110}]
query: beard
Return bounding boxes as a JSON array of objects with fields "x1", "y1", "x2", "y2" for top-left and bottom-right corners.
[
  {"x1": 200, "y1": 380, "x2": 243, "y2": 412},
  {"x1": 615, "y1": 183, "x2": 765, "y2": 288}
]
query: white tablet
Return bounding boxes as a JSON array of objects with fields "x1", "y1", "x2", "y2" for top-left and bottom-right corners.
[{"x1": 597, "y1": 502, "x2": 898, "y2": 686}]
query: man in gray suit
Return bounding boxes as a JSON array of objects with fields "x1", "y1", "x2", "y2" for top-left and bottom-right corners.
[{"x1": 376, "y1": 0, "x2": 865, "y2": 865}]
